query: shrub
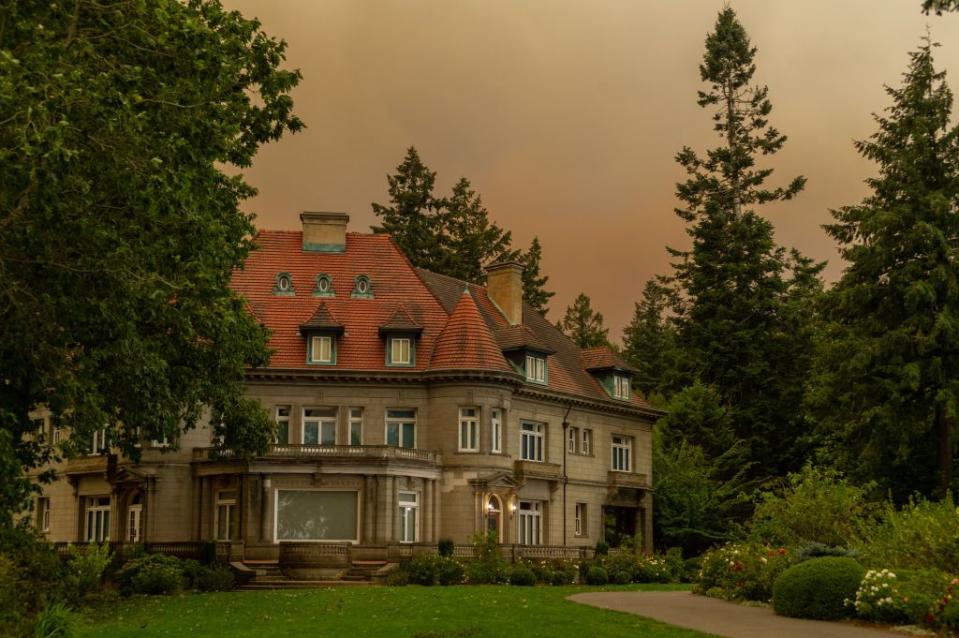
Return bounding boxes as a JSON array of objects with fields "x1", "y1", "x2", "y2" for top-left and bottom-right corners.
[
  {"x1": 405, "y1": 555, "x2": 439, "y2": 586},
  {"x1": 437, "y1": 539, "x2": 455, "y2": 558},
  {"x1": 463, "y1": 559, "x2": 507, "y2": 585},
  {"x1": 895, "y1": 570, "x2": 956, "y2": 629},
  {"x1": 550, "y1": 565, "x2": 576, "y2": 586},
  {"x1": 682, "y1": 557, "x2": 702, "y2": 583},
  {"x1": 634, "y1": 554, "x2": 672, "y2": 583},
  {"x1": 193, "y1": 565, "x2": 235, "y2": 592},
  {"x1": 603, "y1": 552, "x2": 636, "y2": 584},
  {"x1": 117, "y1": 554, "x2": 185, "y2": 596},
  {"x1": 856, "y1": 496, "x2": 959, "y2": 574},
  {"x1": 385, "y1": 568, "x2": 410, "y2": 586},
  {"x1": 0, "y1": 526, "x2": 62, "y2": 635},
  {"x1": 594, "y1": 541, "x2": 609, "y2": 556},
  {"x1": 33, "y1": 603, "x2": 73, "y2": 638},
  {"x1": 697, "y1": 542, "x2": 792, "y2": 602},
  {"x1": 436, "y1": 558, "x2": 464, "y2": 586},
  {"x1": 63, "y1": 543, "x2": 112, "y2": 605},
  {"x1": 665, "y1": 548, "x2": 685, "y2": 582},
  {"x1": 772, "y1": 557, "x2": 864, "y2": 620},
  {"x1": 795, "y1": 542, "x2": 859, "y2": 563},
  {"x1": 509, "y1": 564, "x2": 536, "y2": 586},
  {"x1": 199, "y1": 541, "x2": 217, "y2": 566},
  {"x1": 585, "y1": 565, "x2": 608, "y2": 586},
  {"x1": 853, "y1": 568, "x2": 912, "y2": 624}
]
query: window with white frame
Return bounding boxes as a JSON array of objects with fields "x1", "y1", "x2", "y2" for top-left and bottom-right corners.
[
  {"x1": 52, "y1": 425, "x2": 61, "y2": 446},
  {"x1": 612, "y1": 435, "x2": 632, "y2": 472},
  {"x1": 275, "y1": 406, "x2": 291, "y2": 444},
  {"x1": 567, "y1": 426, "x2": 578, "y2": 454},
  {"x1": 397, "y1": 492, "x2": 418, "y2": 543},
  {"x1": 613, "y1": 375, "x2": 631, "y2": 400},
  {"x1": 525, "y1": 353, "x2": 547, "y2": 384},
  {"x1": 215, "y1": 490, "x2": 236, "y2": 541},
  {"x1": 275, "y1": 490, "x2": 358, "y2": 541},
  {"x1": 520, "y1": 422, "x2": 544, "y2": 462},
  {"x1": 575, "y1": 502, "x2": 586, "y2": 536},
  {"x1": 303, "y1": 407, "x2": 337, "y2": 446},
  {"x1": 85, "y1": 496, "x2": 110, "y2": 543},
  {"x1": 309, "y1": 335, "x2": 334, "y2": 364},
  {"x1": 349, "y1": 408, "x2": 363, "y2": 446},
  {"x1": 581, "y1": 428, "x2": 592, "y2": 455},
  {"x1": 37, "y1": 497, "x2": 50, "y2": 533},
  {"x1": 518, "y1": 500, "x2": 542, "y2": 545},
  {"x1": 128, "y1": 494, "x2": 143, "y2": 542},
  {"x1": 386, "y1": 409, "x2": 416, "y2": 449},
  {"x1": 90, "y1": 428, "x2": 109, "y2": 455},
  {"x1": 389, "y1": 337, "x2": 413, "y2": 366},
  {"x1": 490, "y1": 409, "x2": 502, "y2": 454},
  {"x1": 458, "y1": 407, "x2": 479, "y2": 452}
]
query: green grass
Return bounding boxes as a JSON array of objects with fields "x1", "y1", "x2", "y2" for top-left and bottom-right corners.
[{"x1": 76, "y1": 584, "x2": 711, "y2": 638}]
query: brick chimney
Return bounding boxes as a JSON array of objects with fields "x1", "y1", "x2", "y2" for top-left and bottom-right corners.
[
  {"x1": 485, "y1": 261, "x2": 524, "y2": 325},
  {"x1": 301, "y1": 212, "x2": 349, "y2": 252}
]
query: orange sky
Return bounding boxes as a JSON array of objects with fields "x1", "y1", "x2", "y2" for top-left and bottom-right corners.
[{"x1": 222, "y1": 0, "x2": 959, "y2": 339}]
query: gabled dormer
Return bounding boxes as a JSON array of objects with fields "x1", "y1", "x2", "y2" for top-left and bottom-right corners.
[
  {"x1": 494, "y1": 325, "x2": 556, "y2": 385},
  {"x1": 581, "y1": 346, "x2": 636, "y2": 401},
  {"x1": 378, "y1": 307, "x2": 423, "y2": 367},
  {"x1": 299, "y1": 302, "x2": 344, "y2": 365}
]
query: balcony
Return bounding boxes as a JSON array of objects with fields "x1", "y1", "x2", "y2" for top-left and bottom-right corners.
[
  {"x1": 607, "y1": 470, "x2": 650, "y2": 490},
  {"x1": 192, "y1": 444, "x2": 439, "y2": 465},
  {"x1": 513, "y1": 459, "x2": 562, "y2": 481},
  {"x1": 64, "y1": 454, "x2": 112, "y2": 476}
]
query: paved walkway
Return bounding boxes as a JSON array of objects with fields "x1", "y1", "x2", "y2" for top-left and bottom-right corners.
[{"x1": 569, "y1": 591, "x2": 902, "y2": 638}]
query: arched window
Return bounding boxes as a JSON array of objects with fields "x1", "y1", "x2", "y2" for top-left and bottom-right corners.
[
  {"x1": 486, "y1": 494, "x2": 502, "y2": 540},
  {"x1": 273, "y1": 272, "x2": 295, "y2": 296},
  {"x1": 352, "y1": 274, "x2": 373, "y2": 299},
  {"x1": 313, "y1": 274, "x2": 334, "y2": 297}
]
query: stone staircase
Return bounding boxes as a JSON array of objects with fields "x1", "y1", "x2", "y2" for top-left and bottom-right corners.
[
  {"x1": 341, "y1": 560, "x2": 388, "y2": 582},
  {"x1": 236, "y1": 560, "x2": 381, "y2": 589}
]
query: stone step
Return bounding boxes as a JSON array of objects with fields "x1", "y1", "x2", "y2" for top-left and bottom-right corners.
[{"x1": 239, "y1": 580, "x2": 374, "y2": 590}]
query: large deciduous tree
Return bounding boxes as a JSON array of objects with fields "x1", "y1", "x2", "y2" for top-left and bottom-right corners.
[
  {"x1": 0, "y1": 0, "x2": 303, "y2": 524},
  {"x1": 810, "y1": 38, "x2": 959, "y2": 499}
]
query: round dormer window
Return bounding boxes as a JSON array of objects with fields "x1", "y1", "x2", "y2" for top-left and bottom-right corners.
[
  {"x1": 356, "y1": 278, "x2": 369, "y2": 294},
  {"x1": 275, "y1": 272, "x2": 293, "y2": 294},
  {"x1": 316, "y1": 274, "x2": 331, "y2": 293}
]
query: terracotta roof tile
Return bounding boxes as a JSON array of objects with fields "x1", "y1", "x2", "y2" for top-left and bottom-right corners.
[
  {"x1": 581, "y1": 346, "x2": 637, "y2": 373},
  {"x1": 299, "y1": 302, "x2": 344, "y2": 334},
  {"x1": 429, "y1": 291, "x2": 512, "y2": 372},
  {"x1": 378, "y1": 306, "x2": 423, "y2": 336}
]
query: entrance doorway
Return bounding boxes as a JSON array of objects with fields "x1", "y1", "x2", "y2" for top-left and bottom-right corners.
[{"x1": 603, "y1": 506, "x2": 638, "y2": 548}]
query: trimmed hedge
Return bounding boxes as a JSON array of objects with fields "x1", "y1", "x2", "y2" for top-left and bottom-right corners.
[{"x1": 772, "y1": 557, "x2": 864, "y2": 620}]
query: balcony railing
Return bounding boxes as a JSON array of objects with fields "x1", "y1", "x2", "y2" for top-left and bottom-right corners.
[
  {"x1": 513, "y1": 459, "x2": 563, "y2": 481},
  {"x1": 192, "y1": 444, "x2": 439, "y2": 464},
  {"x1": 607, "y1": 470, "x2": 650, "y2": 489}
]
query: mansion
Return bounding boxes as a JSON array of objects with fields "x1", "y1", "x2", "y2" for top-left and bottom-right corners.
[{"x1": 31, "y1": 212, "x2": 658, "y2": 566}]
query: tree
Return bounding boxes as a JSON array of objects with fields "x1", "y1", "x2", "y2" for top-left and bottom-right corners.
[
  {"x1": 558, "y1": 293, "x2": 609, "y2": 348},
  {"x1": 0, "y1": 0, "x2": 302, "y2": 524},
  {"x1": 520, "y1": 237, "x2": 554, "y2": 316},
  {"x1": 622, "y1": 279, "x2": 683, "y2": 401},
  {"x1": 810, "y1": 38, "x2": 959, "y2": 499},
  {"x1": 665, "y1": 7, "x2": 816, "y2": 481},
  {"x1": 924, "y1": 0, "x2": 959, "y2": 13},
  {"x1": 439, "y1": 177, "x2": 516, "y2": 283}
]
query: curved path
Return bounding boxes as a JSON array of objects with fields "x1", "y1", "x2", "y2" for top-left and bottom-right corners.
[{"x1": 569, "y1": 591, "x2": 901, "y2": 638}]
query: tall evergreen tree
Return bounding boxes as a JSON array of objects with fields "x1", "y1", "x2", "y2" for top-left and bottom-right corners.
[
  {"x1": 520, "y1": 237, "x2": 555, "y2": 316},
  {"x1": 924, "y1": 0, "x2": 959, "y2": 13},
  {"x1": 622, "y1": 279, "x2": 682, "y2": 401},
  {"x1": 440, "y1": 178, "x2": 515, "y2": 284},
  {"x1": 666, "y1": 7, "x2": 816, "y2": 481},
  {"x1": 810, "y1": 38, "x2": 959, "y2": 499},
  {"x1": 559, "y1": 293, "x2": 610, "y2": 348},
  {"x1": 371, "y1": 147, "x2": 446, "y2": 272}
]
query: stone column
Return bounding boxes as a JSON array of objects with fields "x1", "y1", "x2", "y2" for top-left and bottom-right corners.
[
  {"x1": 191, "y1": 475, "x2": 201, "y2": 541},
  {"x1": 423, "y1": 479, "x2": 434, "y2": 543},
  {"x1": 641, "y1": 492, "x2": 654, "y2": 554},
  {"x1": 146, "y1": 477, "x2": 158, "y2": 542},
  {"x1": 261, "y1": 476, "x2": 272, "y2": 542},
  {"x1": 109, "y1": 485, "x2": 121, "y2": 543}
]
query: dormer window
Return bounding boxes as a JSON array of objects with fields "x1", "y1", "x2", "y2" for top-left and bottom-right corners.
[
  {"x1": 379, "y1": 306, "x2": 422, "y2": 367},
  {"x1": 352, "y1": 274, "x2": 373, "y2": 299},
  {"x1": 613, "y1": 374, "x2": 631, "y2": 400},
  {"x1": 273, "y1": 272, "x2": 295, "y2": 296},
  {"x1": 308, "y1": 335, "x2": 335, "y2": 364},
  {"x1": 388, "y1": 336, "x2": 413, "y2": 366},
  {"x1": 313, "y1": 274, "x2": 335, "y2": 297},
  {"x1": 525, "y1": 353, "x2": 547, "y2": 384}
]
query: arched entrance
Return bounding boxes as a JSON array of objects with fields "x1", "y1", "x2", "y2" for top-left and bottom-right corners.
[{"x1": 486, "y1": 494, "x2": 502, "y2": 541}]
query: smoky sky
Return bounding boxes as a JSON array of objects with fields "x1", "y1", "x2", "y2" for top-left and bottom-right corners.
[{"x1": 222, "y1": 0, "x2": 959, "y2": 339}]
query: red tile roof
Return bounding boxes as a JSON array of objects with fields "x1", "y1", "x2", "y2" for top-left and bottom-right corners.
[
  {"x1": 581, "y1": 346, "x2": 637, "y2": 373},
  {"x1": 299, "y1": 302, "x2": 344, "y2": 334},
  {"x1": 378, "y1": 306, "x2": 423, "y2": 336},
  {"x1": 429, "y1": 290, "x2": 512, "y2": 372}
]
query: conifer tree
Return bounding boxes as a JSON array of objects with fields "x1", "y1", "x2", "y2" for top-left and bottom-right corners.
[
  {"x1": 622, "y1": 280, "x2": 682, "y2": 401},
  {"x1": 811, "y1": 38, "x2": 959, "y2": 498},
  {"x1": 440, "y1": 178, "x2": 515, "y2": 283},
  {"x1": 520, "y1": 237, "x2": 555, "y2": 316},
  {"x1": 559, "y1": 293, "x2": 610, "y2": 348}
]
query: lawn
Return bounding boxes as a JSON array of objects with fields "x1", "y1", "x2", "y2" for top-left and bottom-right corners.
[{"x1": 76, "y1": 584, "x2": 713, "y2": 638}]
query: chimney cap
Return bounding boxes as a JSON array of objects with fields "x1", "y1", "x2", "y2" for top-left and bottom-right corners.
[
  {"x1": 484, "y1": 260, "x2": 524, "y2": 273},
  {"x1": 300, "y1": 211, "x2": 350, "y2": 223}
]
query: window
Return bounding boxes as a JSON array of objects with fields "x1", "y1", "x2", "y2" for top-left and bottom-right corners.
[
  {"x1": 37, "y1": 497, "x2": 50, "y2": 533},
  {"x1": 388, "y1": 336, "x2": 413, "y2": 366},
  {"x1": 397, "y1": 492, "x2": 418, "y2": 543},
  {"x1": 85, "y1": 496, "x2": 110, "y2": 543},
  {"x1": 613, "y1": 375, "x2": 631, "y2": 400},
  {"x1": 518, "y1": 501, "x2": 542, "y2": 545},
  {"x1": 612, "y1": 435, "x2": 632, "y2": 472},
  {"x1": 32, "y1": 418, "x2": 46, "y2": 443},
  {"x1": 575, "y1": 503, "x2": 587, "y2": 537},
  {"x1": 309, "y1": 335, "x2": 335, "y2": 364},
  {"x1": 486, "y1": 494, "x2": 502, "y2": 537},
  {"x1": 458, "y1": 408, "x2": 479, "y2": 452},
  {"x1": 275, "y1": 490, "x2": 358, "y2": 541},
  {"x1": 386, "y1": 409, "x2": 416, "y2": 449},
  {"x1": 274, "y1": 406, "x2": 290, "y2": 444},
  {"x1": 581, "y1": 428, "x2": 592, "y2": 455},
  {"x1": 313, "y1": 273, "x2": 334, "y2": 297},
  {"x1": 215, "y1": 490, "x2": 237, "y2": 541},
  {"x1": 128, "y1": 494, "x2": 143, "y2": 542},
  {"x1": 352, "y1": 274, "x2": 373, "y2": 298},
  {"x1": 90, "y1": 428, "x2": 109, "y2": 455},
  {"x1": 303, "y1": 408, "x2": 337, "y2": 445},
  {"x1": 525, "y1": 353, "x2": 547, "y2": 384},
  {"x1": 490, "y1": 409, "x2": 502, "y2": 454},
  {"x1": 349, "y1": 408, "x2": 363, "y2": 446},
  {"x1": 520, "y1": 422, "x2": 544, "y2": 462},
  {"x1": 567, "y1": 426, "x2": 578, "y2": 454},
  {"x1": 51, "y1": 425, "x2": 61, "y2": 446},
  {"x1": 273, "y1": 272, "x2": 294, "y2": 295}
]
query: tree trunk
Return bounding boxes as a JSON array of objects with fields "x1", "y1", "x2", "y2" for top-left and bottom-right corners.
[{"x1": 936, "y1": 402, "x2": 953, "y2": 498}]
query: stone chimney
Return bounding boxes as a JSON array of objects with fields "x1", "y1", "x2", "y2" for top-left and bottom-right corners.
[
  {"x1": 301, "y1": 211, "x2": 349, "y2": 252},
  {"x1": 485, "y1": 261, "x2": 524, "y2": 325}
]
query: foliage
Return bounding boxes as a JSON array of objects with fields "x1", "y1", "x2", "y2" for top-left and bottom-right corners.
[
  {"x1": 116, "y1": 554, "x2": 185, "y2": 596},
  {"x1": 697, "y1": 542, "x2": 792, "y2": 602},
  {"x1": 854, "y1": 496, "x2": 959, "y2": 574},
  {"x1": 508, "y1": 564, "x2": 536, "y2": 586},
  {"x1": 924, "y1": 0, "x2": 959, "y2": 14},
  {"x1": 558, "y1": 293, "x2": 609, "y2": 348},
  {"x1": 464, "y1": 531, "x2": 509, "y2": 584},
  {"x1": 371, "y1": 147, "x2": 516, "y2": 283},
  {"x1": 189, "y1": 564, "x2": 235, "y2": 593},
  {"x1": 771, "y1": 557, "x2": 864, "y2": 620},
  {"x1": 404, "y1": 554, "x2": 442, "y2": 586},
  {"x1": 32, "y1": 603, "x2": 73, "y2": 638},
  {"x1": 438, "y1": 539, "x2": 455, "y2": 558},
  {"x1": 0, "y1": 0, "x2": 302, "y2": 523},
  {"x1": 594, "y1": 541, "x2": 609, "y2": 556},
  {"x1": 853, "y1": 568, "x2": 912, "y2": 625},
  {"x1": 585, "y1": 565, "x2": 609, "y2": 586},
  {"x1": 520, "y1": 237, "x2": 555, "y2": 317},
  {"x1": 749, "y1": 465, "x2": 876, "y2": 548},
  {"x1": 384, "y1": 568, "x2": 410, "y2": 586},
  {"x1": 810, "y1": 37, "x2": 959, "y2": 500},
  {"x1": 62, "y1": 544, "x2": 112, "y2": 606},
  {"x1": 794, "y1": 543, "x2": 859, "y2": 563},
  {"x1": 0, "y1": 526, "x2": 63, "y2": 636},
  {"x1": 436, "y1": 558, "x2": 465, "y2": 586},
  {"x1": 622, "y1": 280, "x2": 683, "y2": 402}
]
